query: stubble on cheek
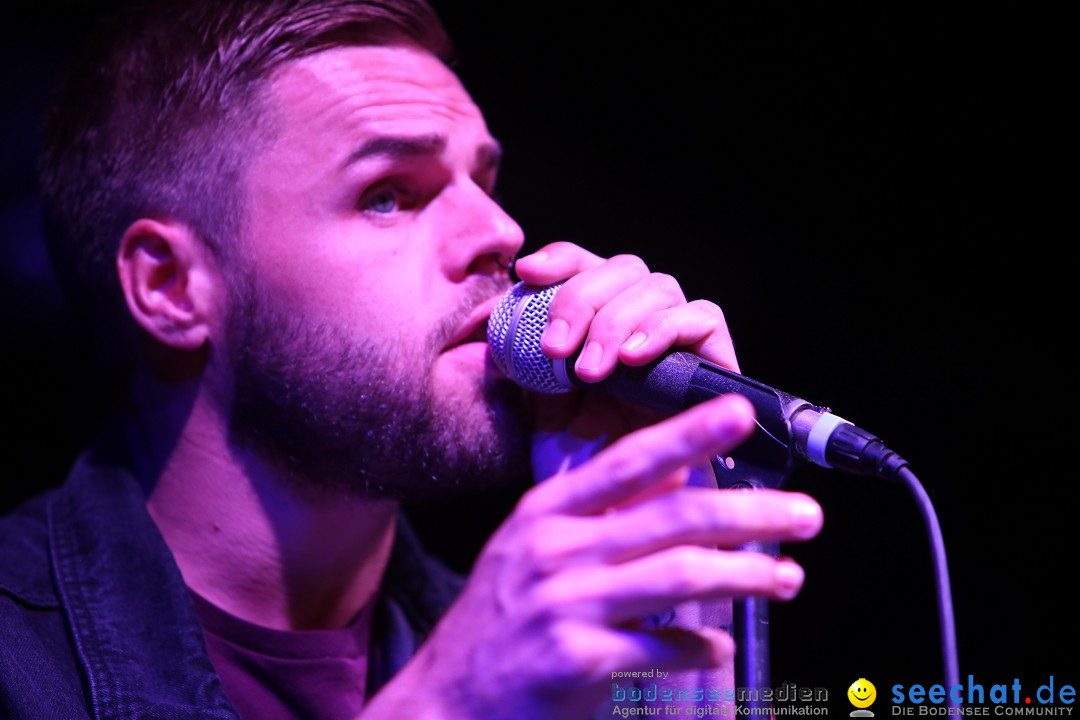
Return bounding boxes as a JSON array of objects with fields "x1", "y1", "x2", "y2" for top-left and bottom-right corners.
[{"x1": 223, "y1": 275, "x2": 530, "y2": 501}]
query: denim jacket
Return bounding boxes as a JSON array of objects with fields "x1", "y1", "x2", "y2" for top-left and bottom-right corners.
[{"x1": 0, "y1": 438, "x2": 464, "y2": 720}]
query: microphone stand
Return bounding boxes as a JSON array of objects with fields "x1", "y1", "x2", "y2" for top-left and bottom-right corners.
[{"x1": 711, "y1": 456, "x2": 790, "y2": 716}]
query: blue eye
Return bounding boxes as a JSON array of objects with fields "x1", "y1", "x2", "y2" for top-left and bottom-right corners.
[{"x1": 367, "y1": 190, "x2": 398, "y2": 214}]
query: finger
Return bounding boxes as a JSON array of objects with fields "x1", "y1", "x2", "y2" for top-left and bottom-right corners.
[
  {"x1": 522, "y1": 393, "x2": 756, "y2": 517},
  {"x1": 513, "y1": 241, "x2": 606, "y2": 287},
  {"x1": 537, "y1": 254, "x2": 651, "y2": 359},
  {"x1": 521, "y1": 489, "x2": 821, "y2": 578},
  {"x1": 572, "y1": 273, "x2": 687, "y2": 382},
  {"x1": 582, "y1": 489, "x2": 823, "y2": 563},
  {"x1": 617, "y1": 299, "x2": 740, "y2": 373},
  {"x1": 560, "y1": 548, "x2": 806, "y2": 624}
]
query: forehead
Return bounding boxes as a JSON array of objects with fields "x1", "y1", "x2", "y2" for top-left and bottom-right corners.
[{"x1": 262, "y1": 44, "x2": 489, "y2": 159}]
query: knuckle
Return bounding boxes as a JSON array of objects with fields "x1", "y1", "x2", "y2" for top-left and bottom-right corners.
[
  {"x1": 651, "y1": 309, "x2": 681, "y2": 334},
  {"x1": 529, "y1": 576, "x2": 576, "y2": 615},
  {"x1": 543, "y1": 240, "x2": 580, "y2": 256},
  {"x1": 595, "y1": 452, "x2": 643, "y2": 491},
  {"x1": 698, "y1": 494, "x2": 733, "y2": 533},
  {"x1": 546, "y1": 289, "x2": 588, "y2": 319},
  {"x1": 691, "y1": 300, "x2": 725, "y2": 330},
  {"x1": 660, "y1": 494, "x2": 706, "y2": 531},
  {"x1": 514, "y1": 483, "x2": 550, "y2": 519},
  {"x1": 591, "y1": 304, "x2": 643, "y2": 339},
  {"x1": 666, "y1": 552, "x2": 706, "y2": 596},
  {"x1": 649, "y1": 272, "x2": 683, "y2": 299},
  {"x1": 514, "y1": 524, "x2": 551, "y2": 565},
  {"x1": 690, "y1": 299, "x2": 727, "y2": 323},
  {"x1": 587, "y1": 302, "x2": 621, "y2": 330},
  {"x1": 609, "y1": 254, "x2": 650, "y2": 276},
  {"x1": 525, "y1": 522, "x2": 586, "y2": 575},
  {"x1": 542, "y1": 621, "x2": 601, "y2": 684}
]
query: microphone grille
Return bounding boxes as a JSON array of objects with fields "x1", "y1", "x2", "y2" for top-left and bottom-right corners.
[{"x1": 487, "y1": 281, "x2": 572, "y2": 394}]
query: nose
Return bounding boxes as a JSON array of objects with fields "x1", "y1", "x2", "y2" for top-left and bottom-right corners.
[{"x1": 440, "y1": 180, "x2": 525, "y2": 281}]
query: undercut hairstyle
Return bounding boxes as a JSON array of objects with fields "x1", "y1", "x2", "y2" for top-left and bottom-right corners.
[{"x1": 38, "y1": 0, "x2": 452, "y2": 377}]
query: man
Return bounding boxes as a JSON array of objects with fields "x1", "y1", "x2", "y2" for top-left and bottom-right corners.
[{"x1": 0, "y1": 0, "x2": 823, "y2": 717}]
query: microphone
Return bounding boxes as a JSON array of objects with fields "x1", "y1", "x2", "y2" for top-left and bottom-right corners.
[{"x1": 488, "y1": 282, "x2": 907, "y2": 482}]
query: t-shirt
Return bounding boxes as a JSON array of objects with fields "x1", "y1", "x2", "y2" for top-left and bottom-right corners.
[{"x1": 191, "y1": 590, "x2": 375, "y2": 720}]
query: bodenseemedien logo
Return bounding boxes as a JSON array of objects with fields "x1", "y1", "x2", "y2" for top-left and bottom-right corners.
[{"x1": 849, "y1": 679, "x2": 878, "y2": 717}]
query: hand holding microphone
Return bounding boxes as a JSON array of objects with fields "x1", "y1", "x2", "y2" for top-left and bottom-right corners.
[
  {"x1": 490, "y1": 261, "x2": 907, "y2": 482},
  {"x1": 474, "y1": 245, "x2": 955, "y2": 713}
]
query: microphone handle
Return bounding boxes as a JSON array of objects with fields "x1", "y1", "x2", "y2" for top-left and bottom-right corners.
[
  {"x1": 558, "y1": 350, "x2": 810, "y2": 487},
  {"x1": 559, "y1": 350, "x2": 905, "y2": 482}
]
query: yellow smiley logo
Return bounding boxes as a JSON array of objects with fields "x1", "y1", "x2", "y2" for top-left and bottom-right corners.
[{"x1": 848, "y1": 678, "x2": 877, "y2": 709}]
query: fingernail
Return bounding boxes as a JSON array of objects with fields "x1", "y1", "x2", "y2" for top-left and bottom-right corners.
[
  {"x1": 576, "y1": 340, "x2": 604, "y2": 373},
  {"x1": 774, "y1": 562, "x2": 804, "y2": 600},
  {"x1": 542, "y1": 318, "x2": 570, "y2": 347},
  {"x1": 621, "y1": 331, "x2": 648, "y2": 352},
  {"x1": 790, "y1": 498, "x2": 823, "y2": 538},
  {"x1": 524, "y1": 250, "x2": 548, "y2": 263}
]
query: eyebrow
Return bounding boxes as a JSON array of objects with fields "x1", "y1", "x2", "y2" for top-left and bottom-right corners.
[{"x1": 342, "y1": 133, "x2": 503, "y2": 172}]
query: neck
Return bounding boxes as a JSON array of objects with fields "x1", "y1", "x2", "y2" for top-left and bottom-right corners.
[{"x1": 129, "y1": 371, "x2": 398, "y2": 631}]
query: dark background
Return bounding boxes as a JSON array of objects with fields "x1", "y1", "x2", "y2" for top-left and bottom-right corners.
[{"x1": 3, "y1": 1, "x2": 1073, "y2": 708}]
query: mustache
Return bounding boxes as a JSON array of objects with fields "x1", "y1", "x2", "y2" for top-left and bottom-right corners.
[{"x1": 431, "y1": 274, "x2": 513, "y2": 352}]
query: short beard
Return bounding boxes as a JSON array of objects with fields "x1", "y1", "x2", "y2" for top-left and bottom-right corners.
[{"x1": 225, "y1": 274, "x2": 529, "y2": 502}]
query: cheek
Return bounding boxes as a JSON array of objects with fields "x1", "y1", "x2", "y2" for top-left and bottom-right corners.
[
  {"x1": 246, "y1": 244, "x2": 399, "y2": 326},
  {"x1": 243, "y1": 213, "x2": 450, "y2": 345}
]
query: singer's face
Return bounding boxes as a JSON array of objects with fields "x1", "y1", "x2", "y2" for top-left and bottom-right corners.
[{"x1": 224, "y1": 45, "x2": 529, "y2": 499}]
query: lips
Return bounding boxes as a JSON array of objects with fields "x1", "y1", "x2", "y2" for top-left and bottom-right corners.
[{"x1": 443, "y1": 296, "x2": 499, "y2": 351}]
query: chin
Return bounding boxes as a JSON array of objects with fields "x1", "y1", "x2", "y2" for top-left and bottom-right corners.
[
  {"x1": 439, "y1": 367, "x2": 528, "y2": 442},
  {"x1": 434, "y1": 342, "x2": 513, "y2": 411},
  {"x1": 427, "y1": 365, "x2": 531, "y2": 487}
]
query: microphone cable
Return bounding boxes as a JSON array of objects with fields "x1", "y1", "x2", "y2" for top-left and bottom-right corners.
[
  {"x1": 809, "y1": 421, "x2": 960, "y2": 706},
  {"x1": 895, "y1": 463, "x2": 961, "y2": 710},
  {"x1": 489, "y1": 280, "x2": 962, "y2": 700}
]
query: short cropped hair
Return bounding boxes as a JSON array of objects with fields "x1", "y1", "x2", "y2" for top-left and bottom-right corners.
[{"x1": 38, "y1": 0, "x2": 452, "y2": 375}]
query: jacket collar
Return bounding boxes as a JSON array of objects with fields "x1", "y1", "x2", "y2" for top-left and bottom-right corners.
[
  {"x1": 44, "y1": 429, "x2": 462, "y2": 718},
  {"x1": 48, "y1": 441, "x2": 240, "y2": 720}
]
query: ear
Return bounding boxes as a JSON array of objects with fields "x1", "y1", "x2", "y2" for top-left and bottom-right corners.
[{"x1": 116, "y1": 218, "x2": 221, "y2": 351}]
